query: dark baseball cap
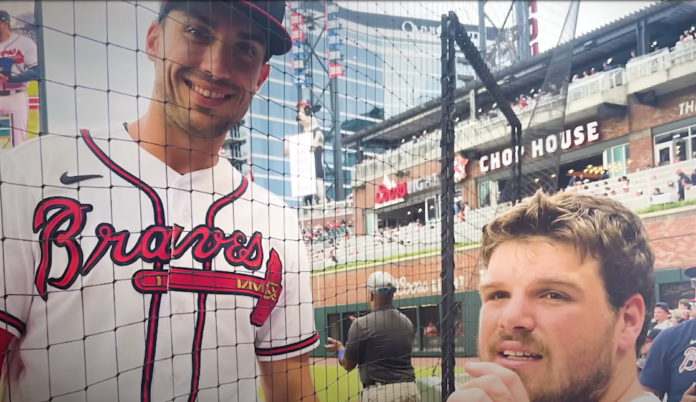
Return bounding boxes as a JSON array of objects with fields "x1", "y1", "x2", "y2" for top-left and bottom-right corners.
[
  {"x1": 0, "y1": 11, "x2": 9, "y2": 22},
  {"x1": 655, "y1": 302, "x2": 670, "y2": 313},
  {"x1": 159, "y1": 1, "x2": 292, "y2": 57},
  {"x1": 646, "y1": 327, "x2": 662, "y2": 342},
  {"x1": 684, "y1": 266, "x2": 696, "y2": 278}
]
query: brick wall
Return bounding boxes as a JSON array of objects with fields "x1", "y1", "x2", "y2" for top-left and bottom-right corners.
[
  {"x1": 629, "y1": 86, "x2": 696, "y2": 133},
  {"x1": 312, "y1": 246, "x2": 483, "y2": 308},
  {"x1": 643, "y1": 209, "x2": 696, "y2": 270},
  {"x1": 627, "y1": 129, "x2": 653, "y2": 173},
  {"x1": 312, "y1": 208, "x2": 696, "y2": 307}
]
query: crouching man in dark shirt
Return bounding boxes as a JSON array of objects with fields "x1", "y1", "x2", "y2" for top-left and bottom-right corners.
[{"x1": 325, "y1": 271, "x2": 420, "y2": 402}]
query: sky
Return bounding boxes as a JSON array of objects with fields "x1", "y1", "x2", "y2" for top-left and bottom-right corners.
[{"x1": 338, "y1": 1, "x2": 657, "y2": 53}]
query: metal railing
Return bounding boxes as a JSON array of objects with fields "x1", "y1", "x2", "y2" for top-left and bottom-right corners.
[
  {"x1": 356, "y1": 42, "x2": 696, "y2": 184},
  {"x1": 568, "y1": 68, "x2": 626, "y2": 101}
]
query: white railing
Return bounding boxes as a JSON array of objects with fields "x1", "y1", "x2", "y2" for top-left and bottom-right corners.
[
  {"x1": 309, "y1": 204, "x2": 509, "y2": 271},
  {"x1": 230, "y1": 148, "x2": 248, "y2": 160},
  {"x1": 298, "y1": 199, "x2": 353, "y2": 220},
  {"x1": 568, "y1": 68, "x2": 626, "y2": 101},
  {"x1": 670, "y1": 42, "x2": 696, "y2": 66},
  {"x1": 313, "y1": 159, "x2": 696, "y2": 272},
  {"x1": 626, "y1": 48, "x2": 671, "y2": 80},
  {"x1": 356, "y1": 44, "x2": 696, "y2": 184},
  {"x1": 355, "y1": 70, "x2": 625, "y2": 184}
]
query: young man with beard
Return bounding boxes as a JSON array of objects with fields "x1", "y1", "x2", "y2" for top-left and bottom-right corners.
[
  {"x1": 0, "y1": 1, "x2": 319, "y2": 401},
  {"x1": 447, "y1": 192, "x2": 659, "y2": 402}
]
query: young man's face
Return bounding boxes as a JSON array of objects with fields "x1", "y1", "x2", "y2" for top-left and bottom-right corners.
[
  {"x1": 478, "y1": 240, "x2": 643, "y2": 402},
  {"x1": 147, "y1": 3, "x2": 270, "y2": 139},
  {"x1": 653, "y1": 307, "x2": 668, "y2": 322}
]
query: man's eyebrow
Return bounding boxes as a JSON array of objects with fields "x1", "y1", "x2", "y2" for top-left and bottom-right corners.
[
  {"x1": 237, "y1": 30, "x2": 267, "y2": 48},
  {"x1": 185, "y1": 9, "x2": 214, "y2": 28},
  {"x1": 478, "y1": 278, "x2": 584, "y2": 294}
]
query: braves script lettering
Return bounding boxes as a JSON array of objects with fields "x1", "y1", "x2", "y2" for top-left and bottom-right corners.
[
  {"x1": 32, "y1": 195, "x2": 281, "y2": 327},
  {"x1": 0, "y1": 48, "x2": 24, "y2": 64}
]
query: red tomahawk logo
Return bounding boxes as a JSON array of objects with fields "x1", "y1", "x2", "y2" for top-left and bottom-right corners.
[{"x1": 132, "y1": 249, "x2": 283, "y2": 327}]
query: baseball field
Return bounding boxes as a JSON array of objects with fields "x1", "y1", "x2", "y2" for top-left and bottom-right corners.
[{"x1": 258, "y1": 358, "x2": 472, "y2": 402}]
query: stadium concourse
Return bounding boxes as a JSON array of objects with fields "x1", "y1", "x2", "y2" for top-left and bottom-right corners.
[{"x1": 305, "y1": 0, "x2": 696, "y2": 372}]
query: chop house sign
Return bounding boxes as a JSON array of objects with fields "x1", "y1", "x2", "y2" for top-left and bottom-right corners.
[{"x1": 479, "y1": 121, "x2": 600, "y2": 174}]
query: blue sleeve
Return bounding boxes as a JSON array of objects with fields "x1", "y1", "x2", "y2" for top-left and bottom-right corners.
[{"x1": 639, "y1": 331, "x2": 671, "y2": 394}]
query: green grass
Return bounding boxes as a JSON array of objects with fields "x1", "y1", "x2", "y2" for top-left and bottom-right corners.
[
  {"x1": 259, "y1": 364, "x2": 466, "y2": 402},
  {"x1": 635, "y1": 198, "x2": 696, "y2": 215},
  {"x1": 314, "y1": 241, "x2": 480, "y2": 274}
]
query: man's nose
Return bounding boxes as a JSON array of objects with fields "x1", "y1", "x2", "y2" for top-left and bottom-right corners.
[
  {"x1": 200, "y1": 41, "x2": 235, "y2": 83},
  {"x1": 498, "y1": 295, "x2": 536, "y2": 335}
]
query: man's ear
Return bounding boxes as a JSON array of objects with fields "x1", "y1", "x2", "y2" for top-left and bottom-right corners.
[
  {"x1": 617, "y1": 294, "x2": 646, "y2": 356},
  {"x1": 257, "y1": 64, "x2": 270, "y2": 88},
  {"x1": 145, "y1": 22, "x2": 161, "y2": 63}
]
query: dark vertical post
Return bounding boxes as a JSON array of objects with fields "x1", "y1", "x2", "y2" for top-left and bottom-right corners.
[
  {"x1": 636, "y1": 17, "x2": 648, "y2": 56},
  {"x1": 440, "y1": 14, "x2": 456, "y2": 402},
  {"x1": 35, "y1": 0, "x2": 48, "y2": 135},
  {"x1": 330, "y1": 76, "x2": 344, "y2": 201}
]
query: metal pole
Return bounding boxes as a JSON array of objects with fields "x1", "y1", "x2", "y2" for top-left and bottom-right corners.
[
  {"x1": 330, "y1": 76, "x2": 344, "y2": 201},
  {"x1": 478, "y1": 0, "x2": 486, "y2": 58},
  {"x1": 35, "y1": 0, "x2": 48, "y2": 135},
  {"x1": 440, "y1": 14, "x2": 456, "y2": 402},
  {"x1": 516, "y1": 1, "x2": 531, "y2": 61}
]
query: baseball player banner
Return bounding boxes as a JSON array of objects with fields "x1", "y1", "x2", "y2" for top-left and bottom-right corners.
[
  {"x1": 285, "y1": 131, "x2": 317, "y2": 197},
  {"x1": 0, "y1": 1, "x2": 39, "y2": 149}
]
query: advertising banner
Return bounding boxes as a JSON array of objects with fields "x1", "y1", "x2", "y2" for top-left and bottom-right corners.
[
  {"x1": 285, "y1": 132, "x2": 317, "y2": 197},
  {"x1": 0, "y1": 1, "x2": 39, "y2": 149}
]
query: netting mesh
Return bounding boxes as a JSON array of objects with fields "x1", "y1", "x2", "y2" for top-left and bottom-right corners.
[{"x1": 0, "y1": 0, "x2": 637, "y2": 401}]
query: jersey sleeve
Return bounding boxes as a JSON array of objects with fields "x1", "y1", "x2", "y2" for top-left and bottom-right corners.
[
  {"x1": 0, "y1": 155, "x2": 37, "y2": 338},
  {"x1": 254, "y1": 206, "x2": 319, "y2": 361},
  {"x1": 639, "y1": 329, "x2": 670, "y2": 394},
  {"x1": 21, "y1": 36, "x2": 38, "y2": 69}
]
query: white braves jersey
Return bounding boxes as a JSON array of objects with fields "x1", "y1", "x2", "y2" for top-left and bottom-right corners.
[
  {"x1": 0, "y1": 32, "x2": 37, "y2": 91},
  {"x1": 0, "y1": 127, "x2": 319, "y2": 402}
]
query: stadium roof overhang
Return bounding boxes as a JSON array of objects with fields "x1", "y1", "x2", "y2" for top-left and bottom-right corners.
[{"x1": 344, "y1": 1, "x2": 695, "y2": 148}]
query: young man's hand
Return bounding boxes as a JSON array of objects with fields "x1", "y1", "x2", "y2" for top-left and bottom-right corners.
[{"x1": 447, "y1": 363, "x2": 530, "y2": 402}]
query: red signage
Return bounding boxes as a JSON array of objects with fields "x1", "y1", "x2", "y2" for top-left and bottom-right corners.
[
  {"x1": 291, "y1": 28, "x2": 305, "y2": 42},
  {"x1": 375, "y1": 183, "x2": 407, "y2": 204},
  {"x1": 529, "y1": 0, "x2": 539, "y2": 56},
  {"x1": 329, "y1": 63, "x2": 344, "y2": 78},
  {"x1": 290, "y1": 12, "x2": 303, "y2": 27}
]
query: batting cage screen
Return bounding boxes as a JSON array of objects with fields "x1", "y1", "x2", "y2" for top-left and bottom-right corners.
[{"x1": 0, "y1": 0, "x2": 591, "y2": 402}]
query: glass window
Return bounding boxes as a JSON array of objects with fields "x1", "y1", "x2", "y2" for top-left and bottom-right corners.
[
  {"x1": 478, "y1": 181, "x2": 491, "y2": 207},
  {"x1": 676, "y1": 138, "x2": 688, "y2": 162},
  {"x1": 692, "y1": 137, "x2": 696, "y2": 160},
  {"x1": 420, "y1": 305, "x2": 440, "y2": 352},
  {"x1": 268, "y1": 159, "x2": 289, "y2": 175},
  {"x1": 604, "y1": 144, "x2": 629, "y2": 178},
  {"x1": 250, "y1": 137, "x2": 270, "y2": 155},
  {"x1": 327, "y1": 314, "x2": 341, "y2": 341}
]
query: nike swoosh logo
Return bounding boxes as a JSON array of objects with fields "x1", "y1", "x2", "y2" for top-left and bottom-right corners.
[
  {"x1": 60, "y1": 172, "x2": 103, "y2": 185},
  {"x1": 690, "y1": 340, "x2": 696, "y2": 345}
]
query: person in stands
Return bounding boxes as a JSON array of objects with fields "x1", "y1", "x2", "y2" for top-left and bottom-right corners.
[{"x1": 640, "y1": 266, "x2": 696, "y2": 402}]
